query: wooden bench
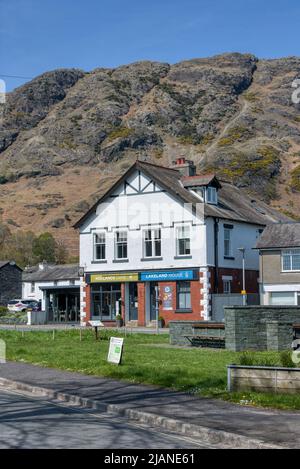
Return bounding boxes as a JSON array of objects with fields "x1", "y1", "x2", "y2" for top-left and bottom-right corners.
[{"x1": 184, "y1": 335, "x2": 225, "y2": 349}]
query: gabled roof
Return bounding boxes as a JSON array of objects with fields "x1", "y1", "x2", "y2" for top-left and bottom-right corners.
[
  {"x1": 182, "y1": 174, "x2": 222, "y2": 189},
  {"x1": 22, "y1": 264, "x2": 79, "y2": 282},
  {"x1": 74, "y1": 160, "x2": 291, "y2": 229},
  {"x1": 0, "y1": 261, "x2": 22, "y2": 271},
  {"x1": 255, "y1": 223, "x2": 300, "y2": 249}
]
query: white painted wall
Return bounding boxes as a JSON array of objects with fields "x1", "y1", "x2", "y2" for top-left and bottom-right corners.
[
  {"x1": 205, "y1": 218, "x2": 262, "y2": 271},
  {"x1": 79, "y1": 169, "x2": 264, "y2": 274},
  {"x1": 22, "y1": 280, "x2": 81, "y2": 310},
  {"x1": 80, "y1": 170, "x2": 207, "y2": 272}
]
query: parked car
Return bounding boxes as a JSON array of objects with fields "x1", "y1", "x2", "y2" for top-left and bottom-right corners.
[{"x1": 7, "y1": 299, "x2": 40, "y2": 313}]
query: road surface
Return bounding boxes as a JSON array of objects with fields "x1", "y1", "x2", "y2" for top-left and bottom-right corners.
[{"x1": 0, "y1": 389, "x2": 214, "y2": 449}]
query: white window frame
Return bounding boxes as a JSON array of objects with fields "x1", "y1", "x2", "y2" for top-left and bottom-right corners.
[
  {"x1": 224, "y1": 227, "x2": 233, "y2": 258},
  {"x1": 143, "y1": 228, "x2": 161, "y2": 258},
  {"x1": 206, "y1": 186, "x2": 218, "y2": 204},
  {"x1": 223, "y1": 280, "x2": 232, "y2": 294},
  {"x1": 115, "y1": 230, "x2": 128, "y2": 260},
  {"x1": 282, "y1": 249, "x2": 300, "y2": 272},
  {"x1": 176, "y1": 225, "x2": 191, "y2": 257},
  {"x1": 93, "y1": 232, "x2": 106, "y2": 261},
  {"x1": 30, "y1": 282, "x2": 35, "y2": 294}
]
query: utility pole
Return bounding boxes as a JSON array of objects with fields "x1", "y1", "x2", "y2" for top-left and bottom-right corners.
[{"x1": 238, "y1": 247, "x2": 246, "y2": 306}]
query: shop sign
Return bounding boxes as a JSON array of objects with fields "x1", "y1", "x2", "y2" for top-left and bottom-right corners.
[
  {"x1": 140, "y1": 270, "x2": 195, "y2": 282},
  {"x1": 107, "y1": 337, "x2": 124, "y2": 365},
  {"x1": 90, "y1": 272, "x2": 139, "y2": 283},
  {"x1": 162, "y1": 285, "x2": 173, "y2": 310}
]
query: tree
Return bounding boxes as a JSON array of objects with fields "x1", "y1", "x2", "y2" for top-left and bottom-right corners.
[
  {"x1": 55, "y1": 240, "x2": 69, "y2": 264},
  {"x1": 32, "y1": 232, "x2": 57, "y2": 263},
  {"x1": 2, "y1": 231, "x2": 37, "y2": 267}
]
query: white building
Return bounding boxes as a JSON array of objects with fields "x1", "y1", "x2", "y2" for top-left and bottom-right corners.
[
  {"x1": 256, "y1": 223, "x2": 300, "y2": 306},
  {"x1": 22, "y1": 263, "x2": 80, "y2": 323},
  {"x1": 73, "y1": 158, "x2": 288, "y2": 326}
]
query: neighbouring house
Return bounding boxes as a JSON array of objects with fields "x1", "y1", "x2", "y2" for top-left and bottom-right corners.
[
  {"x1": 74, "y1": 158, "x2": 289, "y2": 327},
  {"x1": 256, "y1": 222, "x2": 300, "y2": 306},
  {"x1": 22, "y1": 263, "x2": 80, "y2": 323},
  {"x1": 0, "y1": 261, "x2": 23, "y2": 306}
]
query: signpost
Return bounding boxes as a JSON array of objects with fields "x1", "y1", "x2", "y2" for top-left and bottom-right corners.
[
  {"x1": 107, "y1": 337, "x2": 124, "y2": 365},
  {"x1": 89, "y1": 320, "x2": 104, "y2": 341}
]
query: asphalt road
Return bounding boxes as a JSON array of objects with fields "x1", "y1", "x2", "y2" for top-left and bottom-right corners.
[{"x1": 0, "y1": 389, "x2": 214, "y2": 449}]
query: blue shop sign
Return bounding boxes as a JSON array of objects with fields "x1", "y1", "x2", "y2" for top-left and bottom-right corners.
[{"x1": 140, "y1": 270, "x2": 196, "y2": 282}]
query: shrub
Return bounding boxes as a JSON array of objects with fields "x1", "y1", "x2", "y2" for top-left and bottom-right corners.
[
  {"x1": 107, "y1": 127, "x2": 134, "y2": 142},
  {"x1": 280, "y1": 351, "x2": 296, "y2": 369},
  {"x1": 239, "y1": 352, "x2": 256, "y2": 366},
  {"x1": 290, "y1": 165, "x2": 300, "y2": 192},
  {"x1": 243, "y1": 92, "x2": 258, "y2": 103},
  {"x1": 0, "y1": 306, "x2": 8, "y2": 317}
]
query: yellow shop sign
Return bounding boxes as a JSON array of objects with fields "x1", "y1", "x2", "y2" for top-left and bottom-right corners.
[{"x1": 90, "y1": 272, "x2": 139, "y2": 283}]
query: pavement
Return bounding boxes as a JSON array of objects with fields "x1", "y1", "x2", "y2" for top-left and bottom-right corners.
[
  {"x1": 0, "y1": 389, "x2": 211, "y2": 449},
  {"x1": 0, "y1": 361, "x2": 298, "y2": 449}
]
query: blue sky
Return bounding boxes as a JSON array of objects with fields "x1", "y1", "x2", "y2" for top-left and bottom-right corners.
[{"x1": 1, "y1": 0, "x2": 300, "y2": 91}]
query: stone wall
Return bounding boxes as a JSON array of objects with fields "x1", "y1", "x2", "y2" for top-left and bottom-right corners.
[
  {"x1": 169, "y1": 321, "x2": 225, "y2": 346},
  {"x1": 225, "y1": 306, "x2": 300, "y2": 351},
  {"x1": 0, "y1": 264, "x2": 22, "y2": 305}
]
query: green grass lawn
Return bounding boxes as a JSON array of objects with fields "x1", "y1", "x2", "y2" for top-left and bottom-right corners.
[{"x1": 0, "y1": 329, "x2": 300, "y2": 411}]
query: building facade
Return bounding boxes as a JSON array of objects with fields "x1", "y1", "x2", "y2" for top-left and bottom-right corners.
[
  {"x1": 75, "y1": 158, "x2": 288, "y2": 327},
  {"x1": 256, "y1": 223, "x2": 300, "y2": 306},
  {"x1": 22, "y1": 263, "x2": 80, "y2": 323},
  {"x1": 0, "y1": 261, "x2": 22, "y2": 305}
]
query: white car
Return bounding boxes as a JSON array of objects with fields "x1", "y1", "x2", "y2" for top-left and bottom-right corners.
[{"x1": 7, "y1": 299, "x2": 35, "y2": 313}]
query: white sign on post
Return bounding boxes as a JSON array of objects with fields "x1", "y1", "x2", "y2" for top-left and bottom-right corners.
[
  {"x1": 107, "y1": 337, "x2": 124, "y2": 365},
  {"x1": 89, "y1": 321, "x2": 104, "y2": 328}
]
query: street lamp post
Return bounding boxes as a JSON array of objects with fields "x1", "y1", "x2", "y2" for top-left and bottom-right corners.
[{"x1": 238, "y1": 247, "x2": 246, "y2": 306}]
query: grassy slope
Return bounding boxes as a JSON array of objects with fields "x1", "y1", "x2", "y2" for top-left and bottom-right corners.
[{"x1": 1, "y1": 329, "x2": 300, "y2": 411}]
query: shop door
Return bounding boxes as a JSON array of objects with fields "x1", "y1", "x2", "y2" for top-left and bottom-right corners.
[
  {"x1": 129, "y1": 283, "x2": 138, "y2": 320},
  {"x1": 150, "y1": 283, "x2": 159, "y2": 321}
]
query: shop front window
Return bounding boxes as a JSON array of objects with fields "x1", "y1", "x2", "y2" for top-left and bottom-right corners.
[{"x1": 91, "y1": 284, "x2": 122, "y2": 319}]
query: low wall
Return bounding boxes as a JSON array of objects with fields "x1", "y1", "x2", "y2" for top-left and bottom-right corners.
[
  {"x1": 228, "y1": 365, "x2": 300, "y2": 394},
  {"x1": 225, "y1": 306, "x2": 300, "y2": 352},
  {"x1": 27, "y1": 310, "x2": 47, "y2": 325},
  {"x1": 169, "y1": 321, "x2": 225, "y2": 346}
]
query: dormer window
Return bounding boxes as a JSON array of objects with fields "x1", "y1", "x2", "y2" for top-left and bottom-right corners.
[{"x1": 206, "y1": 186, "x2": 218, "y2": 204}]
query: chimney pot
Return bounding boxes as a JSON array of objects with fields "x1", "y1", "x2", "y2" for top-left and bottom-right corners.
[{"x1": 172, "y1": 158, "x2": 196, "y2": 176}]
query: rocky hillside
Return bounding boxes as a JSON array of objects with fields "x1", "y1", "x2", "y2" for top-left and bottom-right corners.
[{"x1": 0, "y1": 53, "x2": 300, "y2": 255}]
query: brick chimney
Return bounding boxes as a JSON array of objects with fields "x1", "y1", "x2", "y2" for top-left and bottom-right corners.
[{"x1": 172, "y1": 157, "x2": 196, "y2": 177}]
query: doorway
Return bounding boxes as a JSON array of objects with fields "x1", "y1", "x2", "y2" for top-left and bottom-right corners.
[
  {"x1": 129, "y1": 283, "x2": 138, "y2": 320},
  {"x1": 150, "y1": 282, "x2": 159, "y2": 321}
]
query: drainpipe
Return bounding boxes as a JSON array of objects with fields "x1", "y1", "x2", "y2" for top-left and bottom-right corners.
[{"x1": 214, "y1": 218, "x2": 220, "y2": 293}]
